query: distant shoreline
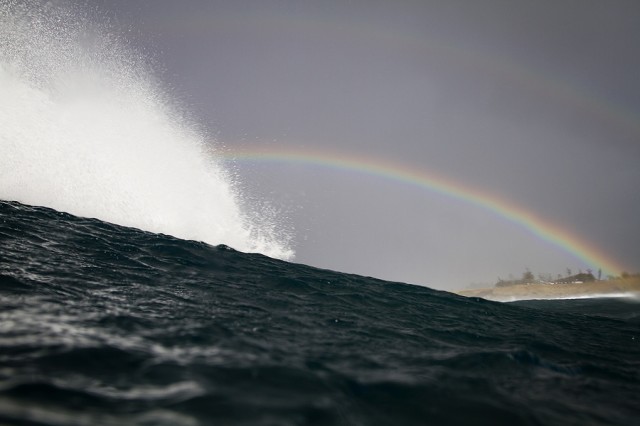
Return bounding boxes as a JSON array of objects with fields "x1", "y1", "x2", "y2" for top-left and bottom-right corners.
[{"x1": 455, "y1": 277, "x2": 640, "y2": 302}]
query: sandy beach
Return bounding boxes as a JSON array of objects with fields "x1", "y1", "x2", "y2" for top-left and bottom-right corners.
[{"x1": 456, "y1": 277, "x2": 640, "y2": 302}]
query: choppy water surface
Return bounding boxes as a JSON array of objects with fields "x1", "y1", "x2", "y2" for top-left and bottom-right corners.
[{"x1": 1, "y1": 200, "x2": 638, "y2": 425}]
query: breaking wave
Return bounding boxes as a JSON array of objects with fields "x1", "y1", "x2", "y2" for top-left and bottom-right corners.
[{"x1": 0, "y1": 0, "x2": 293, "y2": 259}]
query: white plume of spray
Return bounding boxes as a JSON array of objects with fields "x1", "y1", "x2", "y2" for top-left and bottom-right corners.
[{"x1": 0, "y1": 0, "x2": 293, "y2": 260}]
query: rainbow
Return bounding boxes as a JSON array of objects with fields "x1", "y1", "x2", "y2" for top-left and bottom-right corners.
[{"x1": 221, "y1": 145, "x2": 626, "y2": 277}]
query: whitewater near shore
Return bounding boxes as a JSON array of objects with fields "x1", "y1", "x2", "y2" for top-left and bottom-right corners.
[{"x1": 456, "y1": 277, "x2": 640, "y2": 302}]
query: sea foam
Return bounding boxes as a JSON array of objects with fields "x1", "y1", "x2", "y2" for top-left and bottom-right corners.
[{"x1": 0, "y1": 0, "x2": 293, "y2": 260}]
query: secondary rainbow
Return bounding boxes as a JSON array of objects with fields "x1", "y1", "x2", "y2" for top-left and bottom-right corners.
[
  {"x1": 168, "y1": 12, "x2": 640, "y2": 139},
  {"x1": 221, "y1": 145, "x2": 627, "y2": 277}
]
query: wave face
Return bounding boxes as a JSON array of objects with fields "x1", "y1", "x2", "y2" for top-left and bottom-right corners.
[
  {"x1": 0, "y1": 0, "x2": 292, "y2": 259},
  {"x1": 1, "y1": 200, "x2": 639, "y2": 426}
]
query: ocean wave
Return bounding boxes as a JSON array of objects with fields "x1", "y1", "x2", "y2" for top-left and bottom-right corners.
[
  {"x1": 0, "y1": 0, "x2": 292, "y2": 260},
  {"x1": 1, "y1": 200, "x2": 639, "y2": 425}
]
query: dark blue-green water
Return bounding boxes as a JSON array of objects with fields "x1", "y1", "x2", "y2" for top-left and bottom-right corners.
[{"x1": 1, "y1": 200, "x2": 639, "y2": 425}]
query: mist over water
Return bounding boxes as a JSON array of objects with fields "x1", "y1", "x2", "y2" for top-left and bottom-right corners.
[{"x1": 0, "y1": 0, "x2": 293, "y2": 259}]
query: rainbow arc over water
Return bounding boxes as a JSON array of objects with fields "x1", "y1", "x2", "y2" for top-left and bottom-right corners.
[{"x1": 223, "y1": 145, "x2": 626, "y2": 277}]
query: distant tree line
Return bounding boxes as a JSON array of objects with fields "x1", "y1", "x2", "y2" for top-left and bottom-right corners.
[
  {"x1": 495, "y1": 268, "x2": 639, "y2": 288},
  {"x1": 495, "y1": 269, "x2": 538, "y2": 288},
  {"x1": 495, "y1": 268, "x2": 596, "y2": 288}
]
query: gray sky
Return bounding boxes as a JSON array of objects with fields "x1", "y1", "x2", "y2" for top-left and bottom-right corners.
[{"x1": 90, "y1": 0, "x2": 639, "y2": 289}]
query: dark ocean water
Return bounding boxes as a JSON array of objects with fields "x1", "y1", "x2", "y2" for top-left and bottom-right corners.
[{"x1": 1, "y1": 200, "x2": 639, "y2": 426}]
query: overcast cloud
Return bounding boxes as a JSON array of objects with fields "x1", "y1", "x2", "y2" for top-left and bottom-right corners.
[{"x1": 90, "y1": 0, "x2": 640, "y2": 289}]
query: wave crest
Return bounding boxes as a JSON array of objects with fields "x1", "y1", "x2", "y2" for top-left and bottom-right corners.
[{"x1": 0, "y1": 0, "x2": 293, "y2": 260}]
